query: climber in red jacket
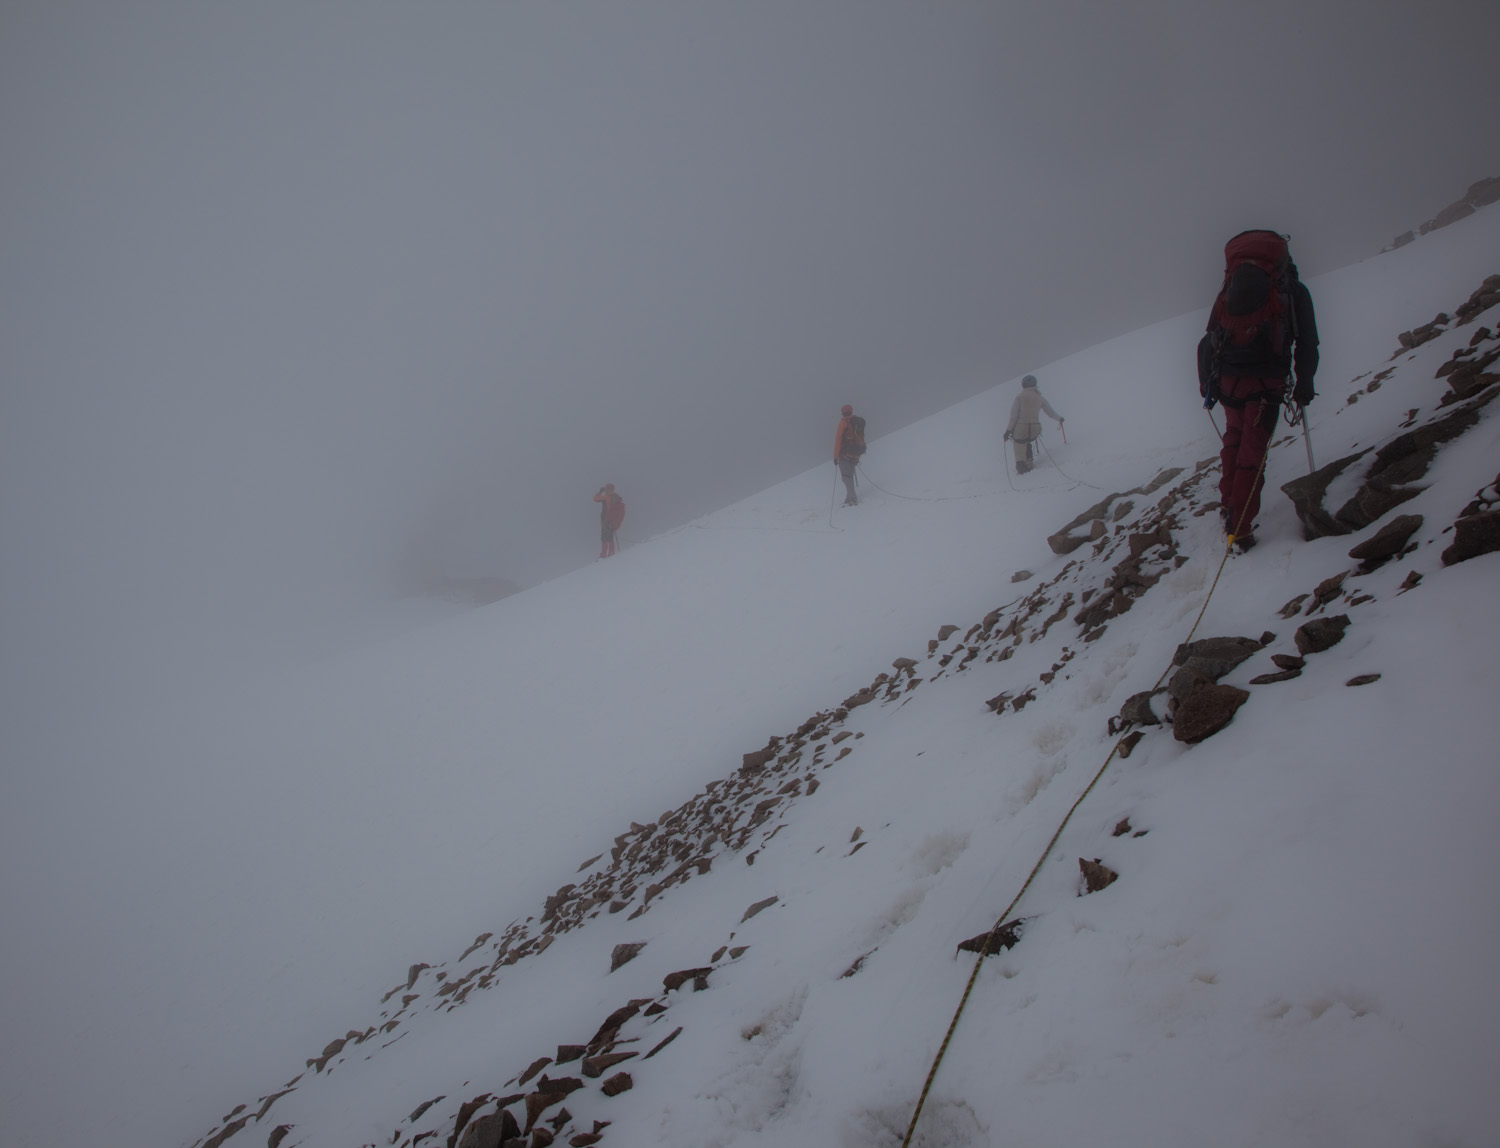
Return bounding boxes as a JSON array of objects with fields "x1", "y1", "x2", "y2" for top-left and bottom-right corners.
[{"x1": 593, "y1": 484, "x2": 626, "y2": 558}]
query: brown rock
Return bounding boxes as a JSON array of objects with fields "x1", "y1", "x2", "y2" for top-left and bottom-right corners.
[
  {"x1": 530, "y1": 1128, "x2": 555, "y2": 1147},
  {"x1": 202, "y1": 1119, "x2": 248, "y2": 1148},
  {"x1": 741, "y1": 896, "x2": 778, "y2": 922},
  {"x1": 524, "y1": 1080, "x2": 584, "y2": 1133},
  {"x1": 452, "y1": 1095, "x2": 494, "y2": 1144},
  {"x1": 1078, "y1": 858, "x2": 1119, "y2": 894},
  {"x1": 268, "y1": 1127, "x2": 293, "y2": 1148},
  {"x1": 1346, "y1": 674, "x2": 1382, "y2": 687},
  {"x1": 1271, "y1": 653, "x2": 1305, "y2": 670},
  {"x1": 1278, "y1": 594, "x2": 1310, "y2": 618},
  {"x1": 1116, "y1": 689, "x2": 1163, "y2": 728},
  {"x1": 644, "y1": 1026, "x2": 683, "y2": 1059},
  {"x1": 1347, "y1": 514, "x2": 1423, "y2": 572},
  {"x1": 1172, "y1": 684, "x2": 1251, "y2": 743},
  {"x1": 1249, "y1": 670, "x2": 1301, "y2": 685},
  {"x1": 1295, "y1": 615, "x2": 1351, "y2": 655},
  {"x1": 609, "y1": 943, "x2": 646, "y2": 973},
  {"x1": 1428, "y1": 199, "x2": 1476, "y2": 231},
  {"x1": 1166, "y1": 663, "x2": 1214, "y2": 711},
  {"x1": 1116, "y1": 730, "x2": 1145, "y2": 758},
  {"x1": 518, "y1": 1057, "x2": 552, "y2": 1085},
  {"x1": 1307, "y1": 571, "x2": 1349, "y2": 610},
  {"x1": 588, "y1": 1002, "x2": 645, "y2": 1048},
  {"x1": 955, "y1": 917, "x2": 1027, "y2": 956},
  {"x1": 554, "y1": 1045, "x2": 586, "y2": 1064},
  {"x1": 1173, "y1": 635, "x2": 1265, "y2": 667},
  {"x1": 601, "y1": 1072, "x2": 634, "y2": 1097},
  {"x1": 740, "y1": 745, "x2": 776, "y2": 774},
  {"x1": 1280, "y1": 451, "x2": 1369, "y2": 539},
  {"x1": 582, "y1": 1051, "x2": 637, "y2": 1078},
  {"x1": 409, "y1": 1097, "x2": 445, "y2": 1123},
  {"x1": 457, "y1": 1110, "x2": 521, "y2": 1148},
  {"x1": 663, "y1": 967, "x2": 713, "y2": 992},
  {"x1": 1442, "y1": 508, "x2": 1500, "y2": 565}
]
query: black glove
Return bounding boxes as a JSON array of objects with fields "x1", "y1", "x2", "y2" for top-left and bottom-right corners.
[
  {"x1": 1293, "y1": 378, "x2": 1315, "y2": 406},
  {"x1": 1003, "y1": 430, "x2": 1013, "y2": 442}
]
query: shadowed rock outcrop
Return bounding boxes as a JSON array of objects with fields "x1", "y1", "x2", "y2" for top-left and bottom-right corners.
[
  {"x1": 1283, "y1": 389, "x2": 1498, "y2": 539},
  {"x1": 1348, "y1": 515, "x2": 1423, "y2": 573},
  {"x1": 1295, "y1": 615, "x2": 1351, "y2": 655},
  {"x1": 1046, "y1": 468, "x2": 1184, "y2": 554},
  {"x1": 1172, "y1": 684, "x2": 1251, "y2": 744},
  {"x1": 1442, "y1": 472, "x2": 1500, "y2": 566}
]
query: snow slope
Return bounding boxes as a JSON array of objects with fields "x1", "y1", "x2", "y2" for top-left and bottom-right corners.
[{"x1": 3, "y1": 208, "x2": 1498, "y2": 1148}]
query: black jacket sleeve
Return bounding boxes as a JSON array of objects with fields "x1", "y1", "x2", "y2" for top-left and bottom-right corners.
[{"x1": 1291, "y1": 280, "x2": 1319, "y2": 400}]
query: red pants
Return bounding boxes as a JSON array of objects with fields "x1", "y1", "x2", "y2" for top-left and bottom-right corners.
[{"x1": 1218, "y1": 377, "x2": 1280, "y2": 537}]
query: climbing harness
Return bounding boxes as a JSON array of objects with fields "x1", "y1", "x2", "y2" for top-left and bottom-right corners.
[{"x1": 900, "y1": 447, "x2": 1269, "y2": 1147}]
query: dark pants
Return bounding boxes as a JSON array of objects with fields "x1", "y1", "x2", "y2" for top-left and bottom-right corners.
[
  {"x1": 838, "y1": 457, "x2": 858, "y2": 505},
  {"x1": 1218, "y1": 376, "x2": 1281, "y2": 537}
]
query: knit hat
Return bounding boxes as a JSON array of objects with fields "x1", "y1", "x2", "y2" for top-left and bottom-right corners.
[
  {"x1": 841, "y1": 404, "x2": 853, "y2": 415},
  {"x1": 1021, "y1": 375, "x2": 1038, "y2": 388}
]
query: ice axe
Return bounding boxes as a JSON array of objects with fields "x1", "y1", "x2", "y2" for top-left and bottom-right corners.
[{"x1": 1298, "y1": 405, "x2": 1316, "y2": 472}]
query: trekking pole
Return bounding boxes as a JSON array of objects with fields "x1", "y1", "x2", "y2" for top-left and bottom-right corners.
[
  {"x1": 1060, "y1": 421, "x2": 1068, "y2": 445},
  {"x1": 1298, "y1": 406, "x2": 1316, "y2": 472},
  {"x1": 829, "y1": 467, "x2": 838, "y2": 528}
]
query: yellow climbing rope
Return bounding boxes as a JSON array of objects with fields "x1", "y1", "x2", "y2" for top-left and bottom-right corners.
[{"x1": 900, "y1": 441, "x2": 1270, "y2": 1147}]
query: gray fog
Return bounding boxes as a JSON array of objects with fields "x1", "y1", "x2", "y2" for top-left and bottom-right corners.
[{"x1": 3, "y1": 0, "x2": 1497, "y2": 710}]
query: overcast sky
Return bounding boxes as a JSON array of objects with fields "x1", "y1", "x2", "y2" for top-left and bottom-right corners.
[{"x1": 3, "y1": 0, "x2": 1498, "y2": 706}]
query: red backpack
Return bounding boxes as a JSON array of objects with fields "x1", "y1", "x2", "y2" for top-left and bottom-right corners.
[{"x1": 1206, "y1": 230, "x2": 1298, "y2": 377}]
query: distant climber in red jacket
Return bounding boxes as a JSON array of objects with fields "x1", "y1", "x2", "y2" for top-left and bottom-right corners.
[{"x1": 593, "y1": 484, "x2": 626, "y2": 558}]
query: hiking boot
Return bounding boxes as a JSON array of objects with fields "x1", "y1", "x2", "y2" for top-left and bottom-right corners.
[
  {"x1": 1230, "y1": 532, "x2": 1257, "y2": 553},
  {"x1": 1015, "y1": 461, "x2": 1032, "y2": 474}
]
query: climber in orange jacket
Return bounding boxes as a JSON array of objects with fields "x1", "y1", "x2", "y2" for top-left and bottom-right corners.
[
  {"x1": 833, "y1": 404, "x2": 867, "y2": 506},
  {"x1": 593, "y1": 484, "x2": 626, "y2": 558}
]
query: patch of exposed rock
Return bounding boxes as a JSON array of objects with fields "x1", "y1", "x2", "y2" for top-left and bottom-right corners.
[
  {"x1": 1387, "y1": 177, "x2": 1500, "y2": 250},
  {"x1": 1172, "y1": 684, "x2": 1251, "y2": 744},
  {"x1": 1283, "y1": 387, "x2": 1498, "y2": 539}
]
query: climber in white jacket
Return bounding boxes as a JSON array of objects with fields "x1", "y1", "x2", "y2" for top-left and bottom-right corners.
[{"x1": 1004, "y1": 374, "x2": 1064, "y2": 473}]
